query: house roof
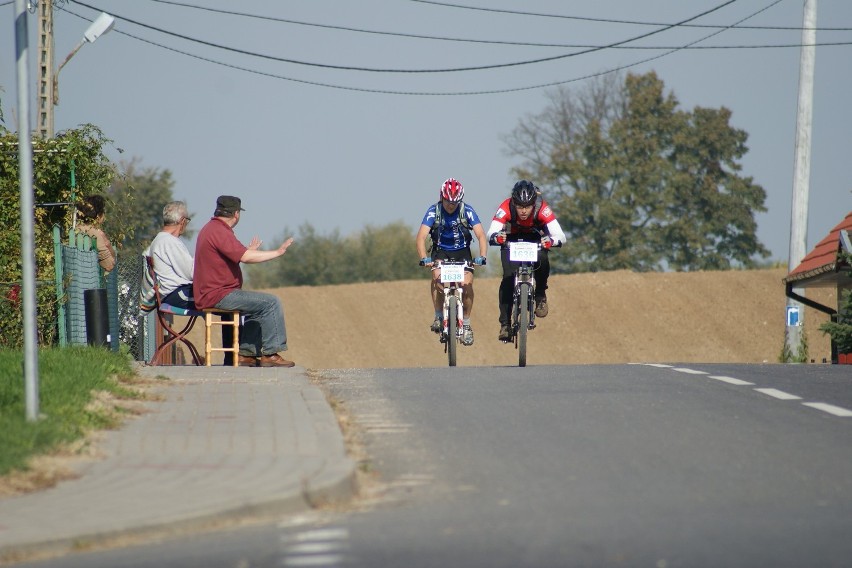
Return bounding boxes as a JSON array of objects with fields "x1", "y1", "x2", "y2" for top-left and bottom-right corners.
[{"x1": 784, "y1": 210, "x2": 852, "y2": 287}]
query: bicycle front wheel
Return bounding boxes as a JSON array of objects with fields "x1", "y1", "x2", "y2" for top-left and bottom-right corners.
[
  {"x1": 518, "y1": 282, "x2": 530, "y2": 367},
  {"x1": 448, "y1": 294, "x2": 458, "y2": 367}
]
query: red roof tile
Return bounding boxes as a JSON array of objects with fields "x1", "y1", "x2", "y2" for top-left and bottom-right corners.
[{"x1": 784, "y1": 210, "x2": 852, "y2": 285}]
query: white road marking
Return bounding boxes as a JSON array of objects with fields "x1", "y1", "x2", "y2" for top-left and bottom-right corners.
[
  {"x1": 802, "y1": 403, "x2": 852, "y2": 417},
  {"x1": 708, "y1": 375, "x2": 754, "y2": 386},
  {"x1": 651, "y1": 366, "x2": 850, "y2": 420},
  {"x1": 281, "y1": 527, "x2": 351, "y2": 567},
  {"x1": 282, "y1": 555, "x2": 346, "y2": 566},
  {"x1": 288, "y1": 542, "x2": 348, "y2": 554},
  {"x1": 640, "y1": 363, "x2": 674, "y2": 368},
  {"x1": 284, "y1": 528, "x2": 349, "y2": 542},
  {"x1": 754, "y1": 388, "x2": 802, "y2": 400},
  {"x1": 672, "y1": 368, "x2": 709, "y2": 375}
]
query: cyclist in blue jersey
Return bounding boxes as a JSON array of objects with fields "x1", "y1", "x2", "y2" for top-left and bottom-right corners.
[{"x1": 416, "y1": 178, "x2": 488, "y2": 346}]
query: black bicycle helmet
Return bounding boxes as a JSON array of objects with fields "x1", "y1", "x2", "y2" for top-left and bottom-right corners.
[{"x1": 511, "y1": 180, "x2": 538, "y2": 206}]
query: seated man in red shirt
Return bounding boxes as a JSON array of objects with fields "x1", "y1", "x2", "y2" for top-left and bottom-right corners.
[{"x1": 193, "y1": 195, "x2": 295, "y2": 368}]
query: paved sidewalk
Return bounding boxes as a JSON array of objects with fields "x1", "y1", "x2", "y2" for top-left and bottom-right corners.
[{"x1": 0, "y1": 364, "x2": 356, "y2": 562}]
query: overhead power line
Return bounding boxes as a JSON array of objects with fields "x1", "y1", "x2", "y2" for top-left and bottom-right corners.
[
  {"x1": 58, "y1": 0, "x2": 805, "y2": 96},
  {"x1": 142, "y1": 0, "x2": 852, "y2": 49},
  {"x1": 407, "y1": 0, "x2": 851, "y2": 31},
  {"x1": 73, "y1": 0, "x2": 751, "y2": 73}
]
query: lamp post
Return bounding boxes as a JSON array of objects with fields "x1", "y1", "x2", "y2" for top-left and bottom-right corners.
[
  {"x1": 15, "y1": 0, "x2": 38, "y2": 421},
  {"x1": 39, "y1": 11, "x2": 114, "y2": 138}
]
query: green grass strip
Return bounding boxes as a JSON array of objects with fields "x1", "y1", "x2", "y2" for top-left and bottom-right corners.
[{"x1": 0, "y1": 347, "x2": 136, "y2": 476}]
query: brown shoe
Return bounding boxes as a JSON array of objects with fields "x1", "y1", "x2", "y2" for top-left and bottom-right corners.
[
  {"x1": 534, "y1": 296, "x2": 549, "y2": 318},
  {"x1": 238, "y1": 355, "x2": 258, "y2": 367},
  {"x1": 498, "y1": 324, "x2": 511, "y2": 342},
  {"x1": 258, "y1": 353, "x2": 295, "y2": 368}
]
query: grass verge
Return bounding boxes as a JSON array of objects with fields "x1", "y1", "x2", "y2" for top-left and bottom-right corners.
[{"x1": 0, "y1": 346, "x2": 145, "y2": 479}]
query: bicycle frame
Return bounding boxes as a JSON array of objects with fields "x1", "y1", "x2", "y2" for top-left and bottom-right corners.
[
  {"x1": 436, "y1": 260, "x2": 466, "y2": 339},
  {"x1": 513, "y1": 263, "x2": 537, "y2": 329},
  {"x1": 431, "y1": 259, "x2": 469, "y2": 367},
  {"x1": 507, "y1": 241, "x2": 540, "y2": 367}
]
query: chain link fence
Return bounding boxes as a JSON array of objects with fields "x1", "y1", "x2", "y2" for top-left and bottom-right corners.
[
  {"x1": 58, "y1": 244, "x2": 154, "y2": 361},
  {"x1": 113, "y1": 254, "x2": 154, "y2": 361}
]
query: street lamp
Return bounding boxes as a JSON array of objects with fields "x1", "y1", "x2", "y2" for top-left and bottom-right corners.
[{"x1": 42, "y1": 11, "x2": 114, "y2": 138}]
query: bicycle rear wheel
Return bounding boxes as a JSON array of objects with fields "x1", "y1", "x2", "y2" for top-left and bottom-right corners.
[
  {"x1": 448, "y1": 295, "x2": 458, "y2": 367},
  {"x1": 518, "y1": 282, "x2": 530, "y2": 367}
]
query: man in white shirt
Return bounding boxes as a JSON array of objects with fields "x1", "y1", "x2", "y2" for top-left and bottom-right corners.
[{"x1": 146, "y1": 201, "x2": 195, "y2": 308}]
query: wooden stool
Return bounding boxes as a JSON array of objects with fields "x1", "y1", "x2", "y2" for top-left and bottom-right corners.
[{"x1": 203, "y1": 309, "x2": 240, "y2": 367}]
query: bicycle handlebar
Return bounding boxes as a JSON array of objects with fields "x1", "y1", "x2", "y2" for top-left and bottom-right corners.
[
  {"x1": 420, "y1": 259, "x2": 478, "y2": 268},
  {"x1": 489, "y1": 228, "x2": 561, "y2": 249},
  {"x1": 494, "y1": 240, "x2": 562, "y2": 250}
]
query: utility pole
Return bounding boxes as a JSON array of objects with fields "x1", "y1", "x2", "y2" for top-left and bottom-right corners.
[
  {"x1": 785, "y1": 0, "x2": 817, "y2": 359},
  {"x1": 38, "y1": 0, "x2": 54, "y2": 138},
  {"x1": 15, "y1": 0, "x2": 40, "y2": 421}
]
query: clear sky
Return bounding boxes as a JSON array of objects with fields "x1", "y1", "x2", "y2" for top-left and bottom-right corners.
[{"x1": 2, "y1": 0, "x2": 850, "y2": 264}]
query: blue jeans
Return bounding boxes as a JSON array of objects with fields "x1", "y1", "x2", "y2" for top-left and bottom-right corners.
[{"x1": 214, "y1": 289, "x2": 287, "y2": 357}]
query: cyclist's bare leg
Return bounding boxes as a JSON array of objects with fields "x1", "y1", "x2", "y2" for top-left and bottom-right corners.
[
  {"x1": 431, "y1": 269, "x2": 444, "y2": 312},
  {"x1": 461, "y1": 271, "x2": 474, "y2": 316},
  {"x1": 461, "y1": 271, "x2": 475, "y2": 345}
]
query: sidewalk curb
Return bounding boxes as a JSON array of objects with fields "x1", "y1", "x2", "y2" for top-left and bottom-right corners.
[
  {"x1": 2, "y1": 465, "x2": 357, "y2": 564},
  {"x1": 0, "y1": 364, "x2": 358, "y2": 565}
]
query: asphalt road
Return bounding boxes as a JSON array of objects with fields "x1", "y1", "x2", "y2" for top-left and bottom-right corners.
[{"x1": 17, "y1": 363, "x2": 852, "y2": 568}]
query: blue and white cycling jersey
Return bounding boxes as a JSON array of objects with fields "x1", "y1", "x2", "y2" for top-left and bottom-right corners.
[{"x1": 421, "y1": 203, "x2": 482, "y2": 252}]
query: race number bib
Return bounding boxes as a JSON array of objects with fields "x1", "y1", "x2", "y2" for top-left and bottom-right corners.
[
  {"x1": 440, "y1": 263, "x2": 465, "y2": 283},
  {"x1": 509, "y1": 241, "x2": 538, "y2": 262}
]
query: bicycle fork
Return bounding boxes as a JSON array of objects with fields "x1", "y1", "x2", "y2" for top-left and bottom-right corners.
[
  {"x1": 513, "y1": 271, "x2": 536, "y2": 332},
  {"x1": 441, "y1": 286, "x2": 465, "y2": 343}
]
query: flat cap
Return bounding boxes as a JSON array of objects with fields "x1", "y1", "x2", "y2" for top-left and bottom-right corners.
[{"x1": 215, "y1": 195, "x2": 245, "y2": 214}]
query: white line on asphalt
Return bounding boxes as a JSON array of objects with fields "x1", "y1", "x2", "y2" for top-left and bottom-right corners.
[
  {"x1": 708, "y1": 375, "x2": 754, "y2": 386},
  {"x1": 672, "y1": 368, "x2": 709, "y2": 375},
  {"x1": 802, "y1": 403, "x2": 852, "y2": 417},
  {"x1": 282, "y1": 554, "x2": 346, "y2": 566},
  {"x1": 640, "y1": 363, "x2": 674, "y2": 368},
  {"x1": 285, "y1": 528, "x2": 349, "y2": 542},
  {"x1": 754, "y1": 388, "x2": 802, "y2": 400},
  {"x1": 288, "y1": 542, "x2": 349, "y2": 554}
]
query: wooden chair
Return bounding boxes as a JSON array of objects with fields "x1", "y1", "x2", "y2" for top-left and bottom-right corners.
[
  {"x1": 146, "y1": 257, "x2": 239, "y2": 367},
  {"x1": 202, "y1": 309, "x2": 239, "y2": 367}
]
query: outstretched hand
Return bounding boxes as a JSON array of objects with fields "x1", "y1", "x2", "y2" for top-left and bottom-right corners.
[
  {"x1": 248, "y1": 236, "x2": 262, "y2": 250},
  {"x1": 278, "y1": 237, "x2": 294, "y2": 255}
]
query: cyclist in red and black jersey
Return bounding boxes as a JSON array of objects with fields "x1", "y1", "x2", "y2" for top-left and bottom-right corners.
[{"x1": 486, "y1": 180, "x2": 566, "y2": 342}]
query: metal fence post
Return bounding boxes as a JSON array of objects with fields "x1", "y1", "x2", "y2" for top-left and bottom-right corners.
[{"x1": 53, "y1": 224, "x2": 67, "y2": 346}]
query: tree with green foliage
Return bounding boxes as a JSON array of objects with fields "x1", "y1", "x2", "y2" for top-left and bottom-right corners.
[
  {"x1": 104, "y1": 158, "x2": 180, "y2": 255},
  {"x1": 820, "y1": 254, "x2": 852, "y2": 356},
  {"x1": 0, "y1": 125, "x2": 116, "y2": 347},
  {"x1": 821, "y1": 288, "x2": 852, "y2": 355},
  {"x1": 350, "y1": 222, "x2": 423, "y2": 283},
  {"x1": 504, "y1": 71, "x2": 769, "y2": 273},
  {"x1": 246, "y1": 221, "x2": 424, "y2": 288}
]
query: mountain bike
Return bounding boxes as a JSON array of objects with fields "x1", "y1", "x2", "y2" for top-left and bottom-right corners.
[
  {"x1": 503, "y1": 241, "x2": 541, "y2": 367},
  {"x1": 421, "y1": 258, "x2": 476, "y2": 367}
]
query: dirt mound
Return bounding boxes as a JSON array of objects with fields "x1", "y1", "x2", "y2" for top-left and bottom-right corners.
[{"x1": 186, "y1": 268, "x2": 834, "y2": 368}]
